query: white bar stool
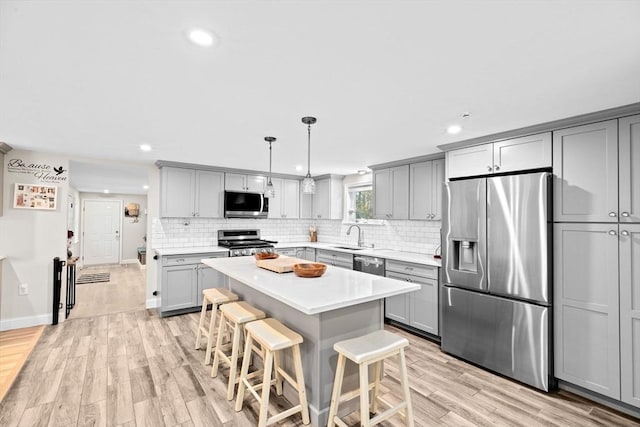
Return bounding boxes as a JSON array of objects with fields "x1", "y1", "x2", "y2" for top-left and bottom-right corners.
[
  {"x1": 194, "y1": 287, "x2": 239, "y2": 365},
  {"x1": 327, "y1": 330, "x2": 414, "y2": 427},
  {"x1": 235, "y1": 318, "x2": 310, "y2": 427},
  {"x1": 211, "y1": 301, "x2": 266, "y2": 400}
]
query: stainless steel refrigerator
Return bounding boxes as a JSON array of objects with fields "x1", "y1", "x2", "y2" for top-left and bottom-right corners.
[{"x1": 441, "y1": 171, "x2": 553, "y2": 391}]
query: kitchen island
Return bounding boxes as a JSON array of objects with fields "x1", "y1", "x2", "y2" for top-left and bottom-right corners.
[{"x1": 201, "y1": 256, "x2": 419, "y2": 426}]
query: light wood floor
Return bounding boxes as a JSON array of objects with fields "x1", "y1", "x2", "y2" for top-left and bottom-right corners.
[
  {"x1": 68, "y1": 264, "x2": 146, "y2": 319},
  {"x1": 1, "y1": 308, "x2": 639, "y2": 427},
  {"x1": 0, "y1": 326, "x2": 44, "y2": 402}
]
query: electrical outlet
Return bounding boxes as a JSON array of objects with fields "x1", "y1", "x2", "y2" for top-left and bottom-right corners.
[{"x1": 19, "y1": 283, "x2": 28, "y2": 295}]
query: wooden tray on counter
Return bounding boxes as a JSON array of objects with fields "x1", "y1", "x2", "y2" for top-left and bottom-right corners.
[{"x1": 256, "y1": 256, "x2": 309, "y2": 273}]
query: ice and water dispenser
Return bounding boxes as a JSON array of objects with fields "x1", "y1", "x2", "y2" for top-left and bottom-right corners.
[{"x1": 451, "y1": 240, "x2": 478, "y2": 272}]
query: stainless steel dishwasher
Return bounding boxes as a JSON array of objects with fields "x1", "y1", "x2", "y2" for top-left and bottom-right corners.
[{"x1": 353, "y1": 255, "x2": 385, "y2": 276}]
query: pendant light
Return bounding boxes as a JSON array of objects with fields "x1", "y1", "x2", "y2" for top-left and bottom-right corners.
[
  {"x1": 301, "y1": 116, "x2": 317, "y2": 194},
  {"x1": 264, "y1": 136, "x2": 276, "y2": 198}
]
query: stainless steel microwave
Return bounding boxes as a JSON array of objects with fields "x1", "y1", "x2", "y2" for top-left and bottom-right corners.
[{"x1": 224, "y1": 191, "x2": 268, "y2": 218}]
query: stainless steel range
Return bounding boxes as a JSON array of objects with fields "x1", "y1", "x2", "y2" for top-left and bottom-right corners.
[{"x1": 217, "y1": 229, "x2": 275, "y2": 257}]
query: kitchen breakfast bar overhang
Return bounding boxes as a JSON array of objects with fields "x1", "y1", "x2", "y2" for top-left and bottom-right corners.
[{"x1": 201, "y1": 256, "x2": 419, "y2": 426}]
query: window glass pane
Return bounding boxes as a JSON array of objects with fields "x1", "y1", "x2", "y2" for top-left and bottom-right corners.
[{"x1": 347, "y1": 185, "x2": 372, "y2": 221}]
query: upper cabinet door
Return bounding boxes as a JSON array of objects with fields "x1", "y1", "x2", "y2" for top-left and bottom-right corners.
[
  {"x1": 246, "y1": 175, "x2": 266, "y2": 192},
  {"x1": 409, "y1": 162, "x2": 430, "y2": 220},
  {"x1": 225, "y1": 173, "x2": 247, "y2": 192},
  {"x1": 161, "y1": 167, "x2": 195, "y2": 217},
  {"x1": 619, "y1": 114, "x2": 640, "y2": 223},
  {"x1": 373, "y1": 169, "x2": 391, "y2": 219},
  {"x1": 195, "y1": 170, "x2": 224, "y2": 218},
  {"x1": 282, "y1": 179, "x2": 300, "y2": 219},
  {"x1": 620, "y1": 223, "x2": 640, "y2": 408},
  {"x1": 312, "y1": 178, "x2": 330, "y2": 219},
  {"x1": 553, "y1": 120, "x2": 619, "y2": 222},
  {"x1": 390, "y1": 165, "x2": 409, "y2": 220},
  {"x1": 493, "y1": 132, "x2": 551, "y2": 173},
  {"x1": 446, "y1": 144, "x2": 494, "y2": 179},
  {"x1": 267, "y1": 178, "x2": 283, "y2": 219},
  {"x1": 430, "y1": 159, "x2": 445, "y2": 221}
]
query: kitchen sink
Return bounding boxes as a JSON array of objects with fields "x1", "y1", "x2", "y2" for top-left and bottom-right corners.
[{"x1": 332, "y1": 245, "x2": 366, "y2": 251}]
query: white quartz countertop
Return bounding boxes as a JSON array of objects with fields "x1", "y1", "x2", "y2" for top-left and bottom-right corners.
[
  {"x1": 274, "y1": 242, "x2": 442, "y2": 267},
  {"x1": 155, "y1": 246, "x2": 229, "y2": 256},
  {"x1": 202, "y1": 256, "x2": 420, "y2": 315},
  {"x1": 155, "y1": 243, "x2": 441, "y2": 267}
]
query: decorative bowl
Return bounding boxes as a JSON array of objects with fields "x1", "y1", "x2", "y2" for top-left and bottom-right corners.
[
  {"x1": 292, "y1": 263, "x2": 327, "y2": 278},
  {"x1": 254, "y1": 252, "x2": 280, "y2": 260}
]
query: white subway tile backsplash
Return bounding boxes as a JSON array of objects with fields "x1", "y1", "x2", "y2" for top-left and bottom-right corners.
[{"x1": 151, "y1": 217, "x2": 441, "y2": 254}]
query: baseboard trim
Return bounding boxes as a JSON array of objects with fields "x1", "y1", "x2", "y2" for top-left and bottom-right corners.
[
  {"x1": 121, "y1": 259, "x2": 138, "y2": 265},
  {"x1": 558, "y1": 380, "x2": 640, "y2": 419},
  {"x1": 146, "y1": 298, "x2": 159, "y2": 309},
  {"x1": 0, "y1": 313, "x2": 51, "y2": 331}
]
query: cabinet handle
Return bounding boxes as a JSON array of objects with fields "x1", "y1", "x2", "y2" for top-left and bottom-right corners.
[
  {"x1": 176, "y1": 258, "x2": 185, "y2": 262},
  {"x1": 621, "y1": 212, "x2": 630, "y2": 217},
  {"x1": 405, "y1": 278, "x2": 413, "y2": 283},
  {"x1": 405, "y1": 266, "x2": 413, "y2": 271},
  {"x1": 494, "y1": 165, "x2": 500, "y2": 171},
  {"x1": 609, "y1": 212, "x2": 617, "y2": 217},
  {"x1": 608, "y1": 230, "x2": 617, "y2": 236},
  {"x1": 487, "y1": 166, "x2": 493, "y2": 172},
  {"x1": 191, "y1": 212, "x2": 195, "y2": 217},
  {"x1": 621, "y1": 230, "x2": 630, "y2": 236}
]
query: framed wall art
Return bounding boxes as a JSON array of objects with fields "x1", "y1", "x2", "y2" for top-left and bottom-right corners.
[{"x1": 13, "y1": 183, "x2": 58, "y2": 210}]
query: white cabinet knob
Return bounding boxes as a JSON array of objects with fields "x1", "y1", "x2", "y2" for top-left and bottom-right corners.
[
  {"x1": 609, "y1": 212, "x2": 617, "y2": 217},
  {"x1": 494, "y1": 165, "x2": 500, "y2": 171},
  {"x1": 608, "y1": 230, "x2": 617, "y2": 236},
  {"x1": 487, "y1": 166, "x2": 493, "y2": 172},
  {"x1": 621, "y1": 230, "x2": 630, "y2": 236},
  {"x1": 621, "y1": 212, "x2": 630, "y2": 217}
]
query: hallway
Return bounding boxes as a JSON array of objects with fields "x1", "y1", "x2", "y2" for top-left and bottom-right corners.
[{"x1": 68, "y1": 264, "x2": 146, "y2": 319}]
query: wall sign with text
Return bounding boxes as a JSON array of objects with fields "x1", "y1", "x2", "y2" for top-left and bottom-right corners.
[{"x1": 6, "y1": 158, "x2": 68, "y2": 183}]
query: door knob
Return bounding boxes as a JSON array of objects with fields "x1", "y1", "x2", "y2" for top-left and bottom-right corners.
[
  {"x1": 621, "y1": 230, "x2": 630, "y2": 236},
  {"x1": 608, "y1": 230, "x2": 617, "y2": 236}
]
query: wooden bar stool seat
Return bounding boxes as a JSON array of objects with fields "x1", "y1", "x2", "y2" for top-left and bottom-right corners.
[
  {"x1": 327, "y1": 330, "x2": 414, "y2": 427},
  {"x1": 211, "y1": 301, "x2": 266, "y2": 400},
  {"x1": 235, "y1": 318, "x2": 310, "y2": 427},
  {"x1": 195, "y1": 287, "x2": 239, "y2": 365}
]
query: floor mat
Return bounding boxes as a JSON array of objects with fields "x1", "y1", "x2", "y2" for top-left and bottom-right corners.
[{"x1": 76, "y1": 272, "x2": 110, "y2": 284}]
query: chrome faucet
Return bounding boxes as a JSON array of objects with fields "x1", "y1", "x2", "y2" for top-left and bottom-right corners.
[{"x1": 346, "y1": 224, "x2": 364, "y2": 247}]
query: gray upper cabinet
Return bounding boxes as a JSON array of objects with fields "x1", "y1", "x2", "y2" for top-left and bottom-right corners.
[
  {"x1": 268, "y1": 178, "x2": 300, "y2": 219},
  {"x1": 446, "y1": 144, "x2": 493, "y2": 179},
  {"x1": 554, "y1": 222, "x2": 620, "y2": 399},
  {"x1": 409, "y1": 159, "x2": 444, "y2": 220},
  {"x1": 620, "y1": 223, "x2": 640, "y2": 408},
  {"x1": 312, "y1": 176, "x2": 343, "y2": 220},
  {"x1": 553, "y1": 120, "x2": 619, "y2": 222},
  {"x1": 160, "y1": 167, "x2": 224, "y2": 218},
  {"x1": 225, "y1": 173, "x2": 265, "y2": 192},
  {"x1": 373, "y1": 165, "x2": 409, "y2": 220},
  {"x1": 446, "y1": 132, "x2": 551, "y2": 179},
  {"x1": 619, "y1": 114, "x2": 640, "y2": 223}
]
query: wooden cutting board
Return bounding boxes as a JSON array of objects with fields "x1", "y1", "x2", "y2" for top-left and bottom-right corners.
[{"x1": 256, "y1": 256, "x2": 309, "y2": 273}]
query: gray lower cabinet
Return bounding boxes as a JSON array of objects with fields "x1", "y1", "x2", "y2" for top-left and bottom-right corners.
[
  {"x1": 315, "y1": 249, "x2": 352, "y2": 269},
  {"x1": 275, "y1": 247, "x2": 297, "y2": 257},
  {"x1": 554, "y1": 223, "x2": 620, "y2": 399},
  {"x1": 296, "y1": 247, "x2": 315, "y2": 261},
  {"x1": 159, "y1": 252, "x2": 228, "y2": 314},
  {"x1": 620, "y1": 223, "x2": 640, "y2": 408},
  {"x1": 384, "y1": 260, "x2": 439, "y2": 336}
]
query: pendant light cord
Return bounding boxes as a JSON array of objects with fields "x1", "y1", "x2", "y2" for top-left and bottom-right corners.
[
  {"x1": 268, "y1": 141, "x2": 273, "y2": 184},
  {"x1": 306, "y1": 123, "x2": 311, "y2": 178}
]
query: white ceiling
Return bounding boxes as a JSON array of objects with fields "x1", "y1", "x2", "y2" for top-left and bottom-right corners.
[{"x1": 2, "y1": 1, "x2": 640, "y2": 192}]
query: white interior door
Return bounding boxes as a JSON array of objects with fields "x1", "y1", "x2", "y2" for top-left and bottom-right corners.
[{"x1": 82, "y1": 200, "x2": 121, "y2": 265}]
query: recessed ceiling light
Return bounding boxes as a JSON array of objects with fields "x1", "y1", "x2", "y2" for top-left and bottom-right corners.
[
  {"x1": 295, "y1": 165, "x2": 303, "y2": 172},
  {"x1": 143, "y1": 185, "x2": 149, "y2": 190},
  {"x1": 139, "y1": 144, "x2": 152, "y2": 152},
  {"x1": 187, "y1": 28, "x2": 217, "y2": 47},
  {"x1": 357, "y1": 170, "x2": 367, "y2": 175},
  {"x1": 447, "y1": 125, "x2": 462, "y2": 135},
  {"x1": 103, "y1": 189, "x2": 110, "y2": 194}
]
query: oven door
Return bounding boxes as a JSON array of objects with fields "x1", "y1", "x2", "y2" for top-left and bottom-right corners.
[{"x1": 224, "y1": 191, "x2": 268, "y2": 218}]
